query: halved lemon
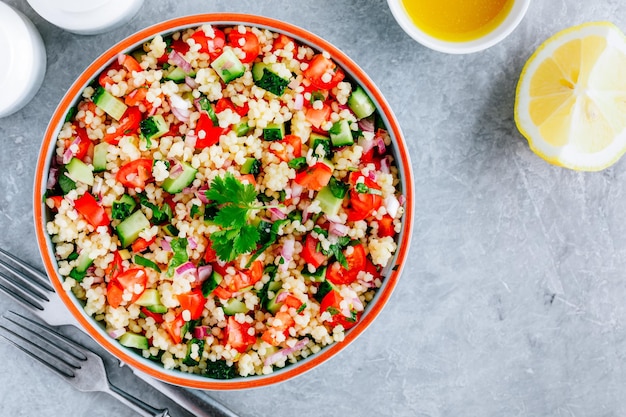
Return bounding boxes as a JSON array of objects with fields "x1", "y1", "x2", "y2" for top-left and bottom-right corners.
[{"x1": 515, "y1": 22, "x2": 626, "y2": 171}]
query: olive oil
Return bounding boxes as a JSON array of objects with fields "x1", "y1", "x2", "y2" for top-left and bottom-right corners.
[{"x1": 401, "y1": 0, "x2": 515, "y2": 42}]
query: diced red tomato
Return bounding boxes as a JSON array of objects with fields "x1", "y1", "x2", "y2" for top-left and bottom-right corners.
[
  {"x1": 225, "y1": 316, "x2": 256, "y2": 353},
  {"x1": 320, "y1": 290, "x2": 359, "y2": 330},
  {"x1": 239, "y1": 173, "x2": 257, "y2": 186},
  {"x1": 124, "y1": 87, "x2": 148, "y2": 107},
  {"x1": 98, "y1": 61, "x2": 123, "y2": 87},
  {"x1": 131, "y1": 236, "x2": 156, "y2": 253},
  {"x1": 301, "y1": 234, "x2": 327, "y2": 269},
  {"x1": 47, "y1": 195, "x2": 64, "y2": 211},
  {"x1": 116, "y1": 158, "x2": 153, "y2": 190},
  {"x1": 261, "y1": 311, "x2": 294, "y2": 346},
  {"x1": 284, "y1": 294, "x2": 303, "y2": 310},
  {"x1": 272, "y1": 33, "x2": 295, "y2": 51},
  {"x1": 294, "y1": 162, "x2": 333, "y2": 191},
  {"x1": 203, "y1": 239, "x2": 217, "y2": 264},
  {"x1": 325, "y1": 244, "x2": 367, "y2": 285},
  {"x1": 360, "y1": 148, "x2": 383, "y2": 170},
  {"x1": 72, "y1": 126, "x2": 93, "y2": 161},
  {"x1": 304, "y1": 103, "x2": 331, "y2": 130},
  {"x1": 116, "y1": 267, "x2": 148, "y2": 304},
  {"x1": 102, "y1": 106, "x2": 142, "y2": 144},
  {"x1": 190, "y1": 28, "x2": 226, "y2": 60},
  {"x1": 141, "y1": 307, "x2": 165, "y2": 324},
  {"x1": 364, "y1": 256, "x2": 381, "y2": 279},
  {"x1": 378, "y1": 215, "x2": 396, "y2": 237},
  {"x1": 303, "y1": 54, "x2": 345, "y2": 90},
  {"x1": 74, "y1": 192, "x2": 109, "y2": 228},
  {"x1": 346, "y1": 173, "x2": 383, "y2": 222},
  {"x1": 178, "y1": 289, "x2": 207, "y2": 320},
  {"x1": 195, "y1": 113, "x2": 228, "y2": 148},
  {"x1": 162, "y1": 313, "x2": 186, "y2": 344},
  {"x1": 227, "y1": 29, "x2": 260, "y2": 63},
  {"x1": 271, "y1": 134, "x2": 302, "y2": 162},
  {"x1": 158, "y1": 38, "x2": 190, "y2": 64},
  {"x1": 212, "y1": 260, "x2": 264, "y2": 299},
  {"x1": 105, "y1": 251, "x2": 124, "y2": 281},
  {"x1": 119, "y1": 54, "x2": 142, "y2": 73},
  {"x1": 215, "y1": 97, "x2": 249, "y2": 117},
  {"x1": 106, "y1": 280, "x2": 124, "y2": 309}
]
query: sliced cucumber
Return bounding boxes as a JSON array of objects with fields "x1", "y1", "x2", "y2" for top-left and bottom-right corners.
[
  {"x1": 329, "y1": 119, "x2": 354, "y2": 147},
  {"x1": 240, "y1": 157, "x2": 260, "y2": 176},
  {"x1": 66, "y1": 157, "x2": 94, "y2": 186},
  {"x1": 263, "y1": 122, "x2": 285, "y2": 141},
  {"x1": 183, "y1": 338, "x2": 205, "y2": 366},
  {"x1": 302, "y1": 266, "x2": 327, "y2": 283},
  {"x1": 116, "y1": 209, "x2": 150, "y2": 247},
  {"x1": 348, "y1": 85, "x2": 376, "y2": 120},
  {"x1": 92, "y1": 142, "x2": 108, "y2": 172},
  {"x1": 164, "y1": 66, "x2": 196, "y2": 83},
  {"x1": 140, "y1": 114, "x2": 170, "y2": 140},
  {"x1": 252, "y1": 62, "x2": 291, "y2": 96},
  {"x1": 162, "y1": 161, "x2": 198, "y2": 194},
  {"x1": 135, "y1": 288, "x2": 163, "y2": 307},
  {"x1": 93, "y1": 86, "x2": 128, "y2": 121},
  {"x1": 145, "y1": 304, "x2": 168, "y2": 314},
  {"x1": 233, "y1": 118, "x2": 250, "y2": 137},
  {"x1": 314, "y1": 184, "x2": 344, "y2": 217},
  {"x1": 211, "y1": 49, "x2": 245, "y2": 83},
  {"x1": 119, "y1": 332, "x2": 149, "y2": 350},
  {"x1": 222, "y1": 298, "x2": 249, "y2": 315},
  {"x1": 267, "y1": 289, "x2": 287, "y2": 314},
  {"x1": 310, "y1": 133, "x2": 332, "y2": 159},
  {"x1": 201, "y1": 270, "x2": 223, "y2": 297},
  {"x1": 74, "y1": 250, "x2": 94, "y2": 274},
  {"x1": 315, "y1": 280, "x2": 336, "y2": 303}
]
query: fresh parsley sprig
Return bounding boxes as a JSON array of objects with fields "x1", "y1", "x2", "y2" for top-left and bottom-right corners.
[{"x1": 205, "y1": 173, "x2": 271, "y2": 262}]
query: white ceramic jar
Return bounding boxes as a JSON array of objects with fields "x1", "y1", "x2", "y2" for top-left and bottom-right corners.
[
  {"x1": 26, "y1": 0, "x2": 144, "y2": 35},
  {"x1": 0, "y1": 2, "x2": 47, "y2": 118}
]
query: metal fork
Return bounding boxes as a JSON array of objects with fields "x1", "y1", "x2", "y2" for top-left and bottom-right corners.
[
  {"x1": 0, "y1": 248, "x2": 238, "y2": 417},
  {"x1": 0, "y1": 310, "x2": 169, "y2": 417}
]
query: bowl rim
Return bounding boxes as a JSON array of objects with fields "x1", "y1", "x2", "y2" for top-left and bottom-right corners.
[
  {"x1": 33, "y1": 12, "x2": 415, "y2": 390},
  {"x1": 386, "y1": 0, "x2": 531, "y2": 54}
]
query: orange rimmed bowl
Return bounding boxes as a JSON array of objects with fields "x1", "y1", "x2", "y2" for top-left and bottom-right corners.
[{"x1": 34, "y1": 13, "x2": 414, "y2": 390}]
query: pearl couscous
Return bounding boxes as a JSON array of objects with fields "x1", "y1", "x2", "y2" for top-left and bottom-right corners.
[{"x1": 44, "y1": 24, "x2": 405, "y2": 379}]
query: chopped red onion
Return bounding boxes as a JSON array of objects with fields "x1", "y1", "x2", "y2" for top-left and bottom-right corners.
[
  {"x1": 185, "y1": 75, "x2": 198, "y2": 89},
  {"x1": 398, "y1": 194, "x2": 406, "y2": 206},
  {"x1": 264, "y1": 337, "x2": 310, "y2": 366},
  {"x1": 47, "y1": 168, "x2": 58, "y2": 189},
  {"x1": 169, "y1": 162, "x2": 183, "y2": 179},
  {"x1": 384, "y1": 195, "x2": 400, "y2": 218},
  {"x1": 193, "y1": 325, "x2": 210, "y2": 339},
  {"x1": 367, "y1": 170, "x2": 378, "y2": 182},
  {"x1": 374, "y1": 136, "x2": 386, "y2": 154},
  {"x1": 185, "y1": 133, "x2": 197, "y2": 148},
  {"x1": 269, "y1": 207, "x2": 287, "y2": 221},
  {"x1": 352, "y1": 297, "x2": 364, "y2": 312},
  {"x1": 358, "y1": 116, "x2": 375, "y2": 132},
  {"x1": 287, "y1": 79, "x2": 299, "y2": 90},
  {"x1": 380, "y1": 156, "x2": 390, "y2": 174},
  {"x1": 197, "y1": 185, "x2": 209, "y2": 203},
  {"x1": 63, "y1": 137, "x2": 80, "y2": 164},
  {"x1": 276, "y1": 291, "x2": 289, "y2": 303},
  {"x1": 328, "y1": 222, "x2": 349, "y2": 237},
  {"x1": 302, "y1": 204, "x2": 311, "y2": 223},
  {"x1": 197, "y1": 264, "x2": 213, "y2": 283},
  {"x1": 291, "y1": 184, "x2": 303, "y2": 200},
  {"x1": 188, "y1": 237, "x2": 197, "y2": 250},
  {"x1": 116, "y1": 53, "x2": 125, "y2": 66},
  {"x1": 168, "y1": 50, "x2": 192, "y2": 74},
  {"x1": 171, "y1": 105, "x2": 190, "y2": 123},
  {"x1": 161, "y1": 238, "x2": 172, "y2": 252},
  {"x1": 293, "y1": 93, "x2": 304, "y2": 110},
  {"x1": 182, "y1": 187, "x2": 196, "y2": 195},
  {"x1": 108, "y1": 328, "x2": 127, "y2": 339},
  {"x1": 176, "y1": 261, "x2": 197, "y2": 276},
  {"x1": 280, "y1": 237, "x2": 295, "y2": 271}
]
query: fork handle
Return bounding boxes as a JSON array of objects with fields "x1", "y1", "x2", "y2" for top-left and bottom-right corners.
[
  {"x1": 108, "y1": 383, "x2": 170, "y2": 417},
  {"x1": 132, "y1": 370, "x2": 239, "y2": 417}
]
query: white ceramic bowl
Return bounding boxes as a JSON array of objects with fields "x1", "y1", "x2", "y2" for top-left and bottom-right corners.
[
  {"x1": 34, "y1": 14, "x2": 415, "y2": 390},
  {"x1": 0, "y1": 2, "x2": 46, "y2": 118},
  {"x1": 387, "y1": 0, "x2": 531, "y2": 54}
]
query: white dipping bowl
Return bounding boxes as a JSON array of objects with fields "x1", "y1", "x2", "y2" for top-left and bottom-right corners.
[
  {"x1": 387, "y1": 0, "x2": 531, "y2": 54},
  {"x1": 0, "y1": 2, "x2": 46, "y2": 118}
]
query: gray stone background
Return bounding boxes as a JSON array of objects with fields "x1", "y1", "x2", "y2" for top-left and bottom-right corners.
[{"x1": 2, "y1": 0, "x2": 626, "y2": 416}]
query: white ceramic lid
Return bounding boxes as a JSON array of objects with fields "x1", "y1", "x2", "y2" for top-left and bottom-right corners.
[
  {"x1": 0, "y1": 2, "x2": 46, "y2": 118},
  {"x1": 26, "y1": 0, "x2": 144, "y2": 35}
]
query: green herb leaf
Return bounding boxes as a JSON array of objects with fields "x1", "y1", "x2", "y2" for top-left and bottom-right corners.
[
  {"x1": 134, "y1": 255, "x2": 162, "y2": 272},
  {"x1": 58, "y1": 168, "x2": 77, "y2": 195},
  {"x1": 167, "y1": 237, "x2": 188, "y2": 276}
]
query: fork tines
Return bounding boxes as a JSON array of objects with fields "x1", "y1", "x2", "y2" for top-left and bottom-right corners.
[
  {"x1": 0, "y1": 248, "x2": 53, "y2": 310},
  {"x1": 0, "y1": 311, "x2": 87, "y2": 379}
]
